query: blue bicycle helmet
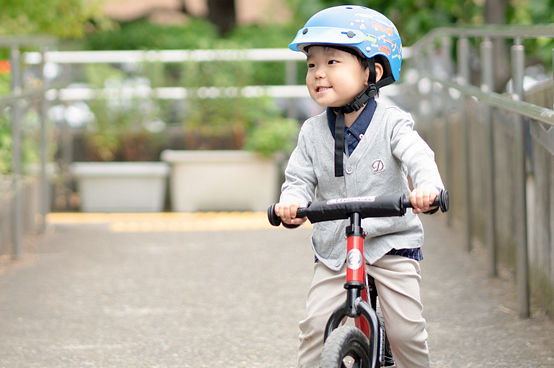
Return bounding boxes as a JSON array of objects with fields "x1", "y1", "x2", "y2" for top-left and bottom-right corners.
[
  {"x1": 289, "y1": 5, "x2": 402, "y2": 88},
  {"x1": 290, "y1": 6, "x2": 403, "y2": 177}
]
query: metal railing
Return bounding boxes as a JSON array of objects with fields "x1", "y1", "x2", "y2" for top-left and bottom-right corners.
[
  {"x1": 0, "y1": 36, "x2": 63, "y2": 260},
  {"x1": 0, "y1": 46, "x2": 315, "y2": 262},
  {"x1": 407, "y1": 24, "x2": 554, "y2": 318},
  {"x1": 23, "y1": 48, "x2": 310, "y2": 104}
]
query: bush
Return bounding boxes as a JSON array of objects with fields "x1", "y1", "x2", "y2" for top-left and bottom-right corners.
[
  {"x1": 244, "y1": 117, "x2": 299, "y2": 157},
  {"x1": 84, "y1": 19, "x2": 219, "y2": 50},
  {"x1": 80, "y1": 19, "x2": 300, "y2": 86}
]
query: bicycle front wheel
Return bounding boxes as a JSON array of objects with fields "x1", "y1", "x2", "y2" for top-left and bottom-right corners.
[{"x1": 319, "y1": 325, "x2": 373, "y2": 368}]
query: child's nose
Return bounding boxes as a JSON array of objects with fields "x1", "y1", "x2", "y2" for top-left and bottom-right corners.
[{"x1": 314, "y1": 66, "x2": 325, "y2": 78}]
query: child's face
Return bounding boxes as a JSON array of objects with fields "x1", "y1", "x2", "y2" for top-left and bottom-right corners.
[{"x1": 305, "y1": 46, "x2": 369, "y2": 108}]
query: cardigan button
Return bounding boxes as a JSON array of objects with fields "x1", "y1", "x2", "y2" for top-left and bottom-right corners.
[{"x1": 345, "y1": 165, "x2": 353, "y2": 174}]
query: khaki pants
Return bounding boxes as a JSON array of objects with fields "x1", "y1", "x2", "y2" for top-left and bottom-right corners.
[{"x1": 297, "y1": 255, "x2": 430, "y2": 368}]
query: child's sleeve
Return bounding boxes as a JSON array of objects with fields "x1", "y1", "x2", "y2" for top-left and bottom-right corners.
[
  {"x1": 280, "y1": 127, "x2": 317, "y2": 206},
  {"x1": 390, "y1": 112, "x2": 444, "y2": 191}
]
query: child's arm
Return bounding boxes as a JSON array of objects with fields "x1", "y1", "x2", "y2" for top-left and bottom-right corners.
[
  {"x1": 390, "y1": 111, "x2": 444, "y2": 212},
  {"x1": 410, "y1": 186, "x2": 440, "y2": 214},
  {"x1": 277, "y1": 122, "x2": 317, "y2": 226}
]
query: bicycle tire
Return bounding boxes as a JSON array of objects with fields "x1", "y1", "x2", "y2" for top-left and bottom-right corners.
[{"x1": 319, "y1": 325, "x2": 373, "y2": 368}]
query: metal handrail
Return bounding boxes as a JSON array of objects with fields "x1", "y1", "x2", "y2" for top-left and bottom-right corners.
[
  {"x1": 408, "y1": 23, "x2": 554, "y2": 319},
  {"x1": 23, "y1": 48, "x2": 307, "y2": 64},
  {"x1": 411, "y1": 24, "x2": 554, "y2": 53},
  {"x1": 424, "y1": 75, "x2": 554, "y2": 126},
  {"x1": 0, "y1": 81, "x2": 69, "y2": 106},
  {"x1": 0, "y1": 35, "x2": 57, "y2": 47}
]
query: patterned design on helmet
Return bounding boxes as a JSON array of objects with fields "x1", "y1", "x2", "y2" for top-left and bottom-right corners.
[{"x1": 289, "y1": 5, "x2": 402, "y2": 85}]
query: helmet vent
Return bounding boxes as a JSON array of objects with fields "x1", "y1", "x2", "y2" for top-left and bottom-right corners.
[{"x1": 302, "y1": 28, "x2": 308, "y2": 35}]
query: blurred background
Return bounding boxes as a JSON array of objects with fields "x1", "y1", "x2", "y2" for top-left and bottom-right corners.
[
  {"x1": 1, "y1": 0, "x2": 553, "y2": 207},
  {"x1": 1, "y1": 0, "x2": 554, "y2": 353}
]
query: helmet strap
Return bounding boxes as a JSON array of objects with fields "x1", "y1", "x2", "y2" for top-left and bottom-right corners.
[{"x1": 332, "y1": 58, "x2": 378, "y2": 177}]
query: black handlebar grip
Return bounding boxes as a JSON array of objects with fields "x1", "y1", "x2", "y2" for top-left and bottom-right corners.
[
  {"x1": 402, "y1": 189, "x2": 449, "y2": 213},
  {"x1": 267, "y1": 203, "x2": 282, "y2": 227},
  {"x1": 437, "y1": 190, "x2": 449, "y2": 213},
  {"x1": 267, "y1": 203, "x2": 302, "y2": 229}
]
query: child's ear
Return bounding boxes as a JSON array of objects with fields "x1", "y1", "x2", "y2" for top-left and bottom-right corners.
[
  {"x1": 375, "y1": 63, "x2": 384, "y2": 83},
  {"x1": 364, "y1": 62, "x2": 384, "y2": 86}
]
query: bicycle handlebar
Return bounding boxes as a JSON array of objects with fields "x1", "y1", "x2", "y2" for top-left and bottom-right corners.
[{"x1": 267, "y1": 190, "x2": 449, "y2": 227}]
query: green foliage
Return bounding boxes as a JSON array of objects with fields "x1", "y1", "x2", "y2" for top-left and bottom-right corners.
[
  {"x1": 288, "y1": 0, "x2": 481, "y2": 46},
  {"x1": 225, "y1": 23, "x2": 299, "y2": 86},
  {"x1": 226, "y1": 23, "x2": 296, "y2": 49},
  {"x1": 84, "y1": 18, "x2": 219, "y2": 50},
  {"x1": 0, "y1": 0, "x2": 111, "y2": 38},
  {"x1": 181, "y1": 56, "x2": 259, "y2": 137},
  {"x1": 84, "y1": 64, "x2": 162, "y2": 161},
  {"x1": 244, "y1": 117, "x2": 299, "y2": 156},
  {"x1": 0, "y1": 106, "x2": 53, "y2": 175},
  {"x1": 0, "y1": 72, "x2": 11, "y2": 96},
  {"x1": 0, "y1": 109, "x2": 12, "y2": 174},
  {"x1": 85, "y1": 63, "x2": 126, "y2": 88},
  {"x1": 82, "y1": 19, "x2": 296, "y2": 87},
  {"x1": 180, "y1": 49, "x2": 293, "y2": 152}
]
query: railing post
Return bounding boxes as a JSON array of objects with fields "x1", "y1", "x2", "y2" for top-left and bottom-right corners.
[
  {"x1": 441, "y1": 36, "x2": 453, "y2": 227},
  {"x1": 285, "y1": 60, "x2": 297, "y2": 119},
  {"x1": 10, "y1": 44, "x2": 22, "y2": 259},
  {"x1": 481, "y1": 37, "x2": 498, "y2": 277},
  {"x1": 457, "y1": 37, "x2": 473, "y2": 252},
  {"x1": 427, "y1": 42, "x2": 437, "y2": 148},
  {"x1": 511, "y1": 39, "x2": 530, "y2": 318},
  {"x1": 39, "y1": 45, "x2": 48, "y2": 233}
]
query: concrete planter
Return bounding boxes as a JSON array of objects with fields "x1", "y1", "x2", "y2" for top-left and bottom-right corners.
[
  {"x1": 70, "y1": 162, "x2": 170, "y2": 213},
  {"x1": 161, "y1": 150, "x2": 281, "y2": 212}
]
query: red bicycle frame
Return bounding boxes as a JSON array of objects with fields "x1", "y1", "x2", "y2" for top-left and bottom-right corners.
[
  {"x1": 322, "y1": 212, "x2": 381, "y2": 368},
  {"x1": 346, "y1": 217, "x2": 371, "y2": 338}
]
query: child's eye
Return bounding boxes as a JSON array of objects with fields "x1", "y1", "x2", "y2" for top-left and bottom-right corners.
[
  {"x1": 307, "y1": 63, "x2": 315, "y2": 68},
  {"x1": 328, "y1": 60, "x2": 338, "y2": 65}
]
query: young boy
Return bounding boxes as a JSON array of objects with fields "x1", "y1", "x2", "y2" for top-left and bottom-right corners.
[{"x1": 273, "y1": 6, "x2": 444, "y2": 368}]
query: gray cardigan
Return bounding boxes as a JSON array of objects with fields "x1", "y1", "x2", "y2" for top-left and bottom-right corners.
[{"x1": 280, "y1": 101, "x2": 444, "y2": 270}]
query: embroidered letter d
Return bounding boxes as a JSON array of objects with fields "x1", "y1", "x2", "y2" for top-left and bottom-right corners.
[{"x1": 371, "y1": 159, "x2": 385, "y2": 174}]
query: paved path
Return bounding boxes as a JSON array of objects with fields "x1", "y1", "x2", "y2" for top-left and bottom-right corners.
[{"x1": 0, "y1": 213, "x2": 553, "y2": 367}]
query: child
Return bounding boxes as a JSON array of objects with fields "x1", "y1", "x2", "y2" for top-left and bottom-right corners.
[{"x1": 273, "y1": 5, "x2": 444, "y2": 368}]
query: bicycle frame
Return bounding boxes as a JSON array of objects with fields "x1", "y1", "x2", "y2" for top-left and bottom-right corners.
[
  {"x1": 267, "y1": 190, "x2": 449, "y2": 368},
  {"x1": 322, "y1": 212, "x2": 382, "y2": 368}
]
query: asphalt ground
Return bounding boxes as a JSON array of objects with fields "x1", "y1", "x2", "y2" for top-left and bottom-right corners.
[{"x1": 0, "y1": 212, "x2": 553, "y2": 368}]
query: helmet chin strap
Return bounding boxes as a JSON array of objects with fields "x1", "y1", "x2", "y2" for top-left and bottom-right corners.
[{"x1": 332, "y1": 58, "x2": 377, "y2": 177}]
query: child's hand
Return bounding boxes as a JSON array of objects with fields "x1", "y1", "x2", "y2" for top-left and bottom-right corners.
[
  {"x1": 409, "y1": 187, "x2": 440, "y2": 214},
  {"x1": 274, "y1": 201, "x2": 308, "y2": 226}
]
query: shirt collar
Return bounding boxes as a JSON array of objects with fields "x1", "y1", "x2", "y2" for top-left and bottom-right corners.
[{"x1": 327, "y1": 98, "x2": 377, "y2": 138}]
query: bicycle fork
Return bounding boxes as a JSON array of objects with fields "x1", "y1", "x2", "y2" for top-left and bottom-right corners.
[{"x1": 323, "y1": 213, "x2": 382, "y2": 368}]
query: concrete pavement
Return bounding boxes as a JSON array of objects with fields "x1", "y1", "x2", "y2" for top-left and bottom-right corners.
[{"x1": 0, "y1": 213, "x2": 553, "y2": 367}]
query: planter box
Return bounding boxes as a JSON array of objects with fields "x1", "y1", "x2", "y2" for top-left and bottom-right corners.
[
  {"x1": 70, "y1": 162, "x2": 170, "y2": 213},
  {"x1": 161, "y1": 150, "x2": 281, "y2": 212}
]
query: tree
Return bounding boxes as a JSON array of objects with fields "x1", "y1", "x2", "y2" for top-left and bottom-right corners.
[
  {"x1": 484, "y1": 0, "x2": 511, "y2": 92},
  {"x1": 207, "y1": 0, "x2": 237, "y2": 36},
  {"x1": 0, "y1": 0, "x2": 111, "y2": 38}
]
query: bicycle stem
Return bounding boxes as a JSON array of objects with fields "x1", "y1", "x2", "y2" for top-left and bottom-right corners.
[{"x1": 346, "y1": 212, "x2": 365, "y2": 284}]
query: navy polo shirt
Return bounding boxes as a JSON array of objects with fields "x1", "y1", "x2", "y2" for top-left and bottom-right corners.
[{"x1": 326, "y1": 99, "x2": 423, "y2": 262}]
